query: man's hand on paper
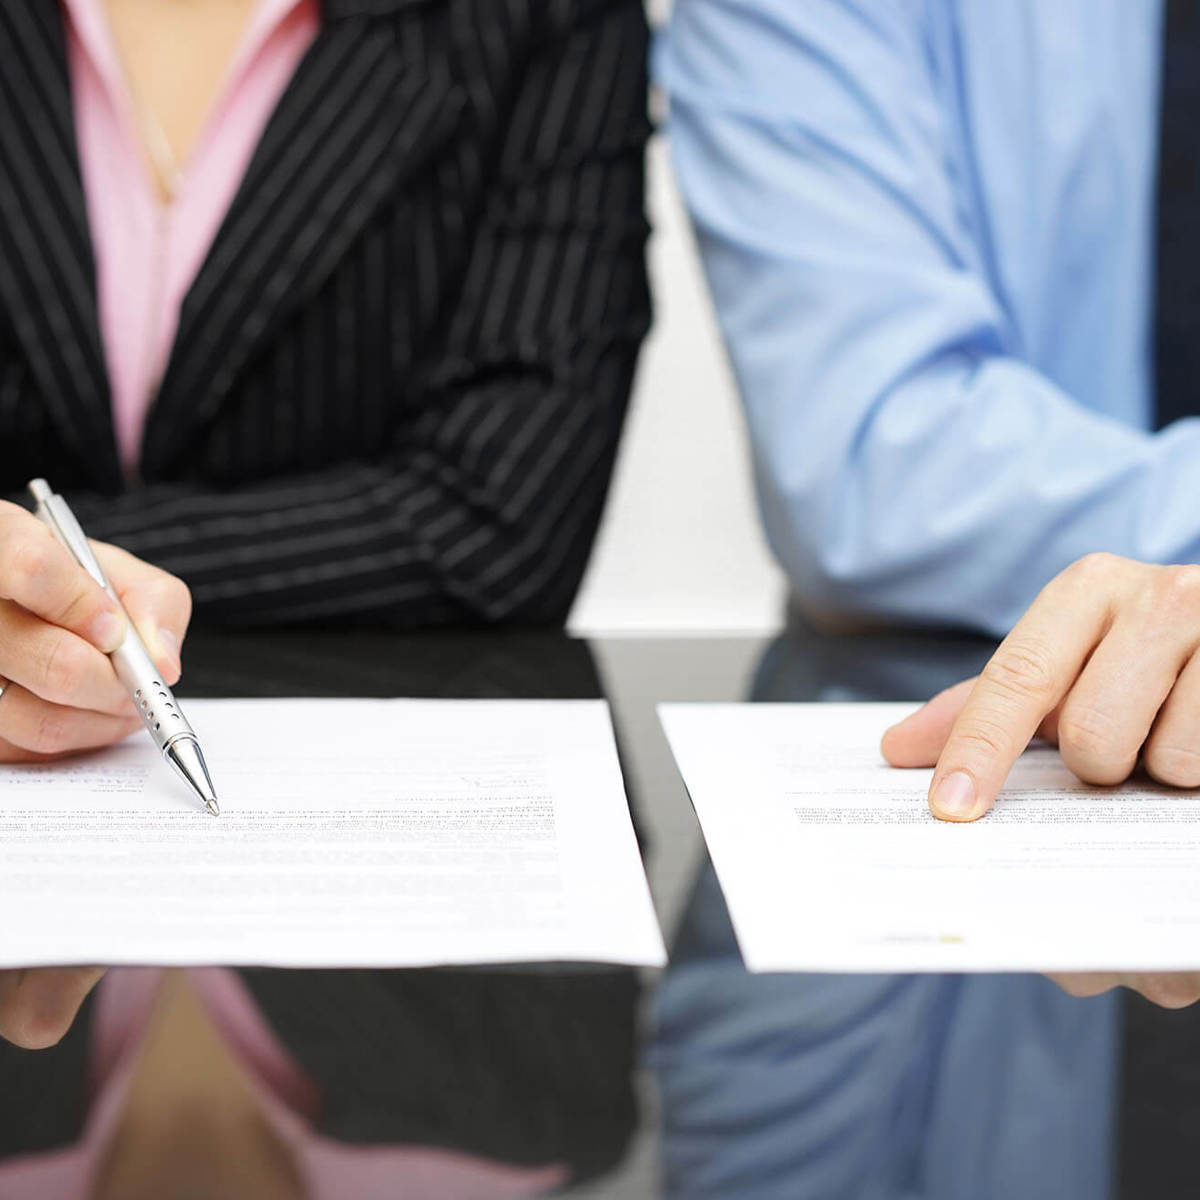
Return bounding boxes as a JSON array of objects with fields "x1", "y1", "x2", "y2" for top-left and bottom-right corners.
[
  {"x1": 882, "y1": 552, "x2": 1200, "y2": 1008},
  {"x1": 881, "y1": 552, "x2": 1200, "y2": 817},
  {"x1": 0, "y1": 501, "x2": 190, "y2": 761},
  {"x1": 0, "y1": 967, "x2": 106, "y2": 1048}
]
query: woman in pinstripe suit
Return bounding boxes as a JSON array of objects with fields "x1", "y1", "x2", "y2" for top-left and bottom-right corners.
[
  {"x1": 0, "y1": 0, "x2": 649, "y2": 1043},
  {"x1": 0, "y1": 0, "x2": 650, "y2": 757}
]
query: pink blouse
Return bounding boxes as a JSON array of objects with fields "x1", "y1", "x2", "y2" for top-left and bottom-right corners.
[{"x1": 63, "y1": 0, "x2": 319, "y2": 475}]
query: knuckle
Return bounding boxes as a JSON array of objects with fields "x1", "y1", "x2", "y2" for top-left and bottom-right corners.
[
  {"x1": 28, "y1": 708, "x2": 71, "y2": 755},
  {"x1": 1138, "y1": 975, "x2": 1200, "y2": 1011},
  {"x1": 39, "y1": 636, "x2": 89, "y2": 703},
  {"x1": 1062, "y1": 552, "x2": 1124, "y2": 588},
  {"x1": 1048, "y1": 973, "x2": 1110, "y2": 998},
  {"x1": 54, "y1": 585, "x2": 102, "y2": 631},
  {"x1": 1056, "y1": 705, "x2": 1133, "y2": 764},
  {"x1": 1053, "y1": 977, "x2": 1091, "y2": 998},
  {"x1": 1145, "y1": 743, "x2": 1200, "y2": 789},
  {"x1": 4, "y1": 535, "x2": 53, "y2": 597},
  {"x1": 951, "y1": 717, "x2": 1012, "y2": 762},
  {"x1": 136, "y1": 570, "x2": 191, "y2": 625},
  {"x1": 1156, "y1": 564, "x2": 1200, "y2": 614},
  {"x1": 981, "y1": 640, "x2": 1060, "y2": 705},
  {"x1": 0, "y1": 998, "x2": 69, "y2": 1050}
]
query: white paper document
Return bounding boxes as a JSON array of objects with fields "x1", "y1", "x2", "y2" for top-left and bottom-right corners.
[
  {"x1": 660, "y1": 701, "x2": 1200, "y2": 973},
  {"x1": 0, "y1": 699, "x2": 665, "y2": 969}
]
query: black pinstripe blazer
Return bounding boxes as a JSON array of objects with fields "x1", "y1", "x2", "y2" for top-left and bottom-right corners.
[{"x1": 0, "y1": 0, "x2": 650, "y2": 627}]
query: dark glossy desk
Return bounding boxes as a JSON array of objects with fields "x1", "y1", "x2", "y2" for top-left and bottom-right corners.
[{"x1": 0, "y1": 627, "x2": 1194, "y2": 1198}]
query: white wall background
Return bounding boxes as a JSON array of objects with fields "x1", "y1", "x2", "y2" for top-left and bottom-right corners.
[{"x1": 567, "y1": 129, "x2": 788, "y2": 634}]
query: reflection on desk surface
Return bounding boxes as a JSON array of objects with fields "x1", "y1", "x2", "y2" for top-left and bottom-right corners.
[
  {"x1": 3, "y1": 627, "x2": 1200, "y2": 1198},
  {"x1": 0, "y1": 963, "x2": 638, "y2": 1199}
]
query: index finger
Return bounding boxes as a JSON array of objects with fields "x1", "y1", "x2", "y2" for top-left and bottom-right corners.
[
  {"x1": 928, "y1": 560, "x2": 1116, "y2": 821},
  {"x1": 0, "y1": 503, "x2": 126, "y2": 652}
]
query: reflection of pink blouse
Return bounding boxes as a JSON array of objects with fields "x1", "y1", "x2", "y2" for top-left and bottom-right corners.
[
  {"x1": 63, "y1": 0, "x2": 320, "y2": 475},
  {"x1": 0, "y1": 968, "x2": 567, "y2": 1198}
]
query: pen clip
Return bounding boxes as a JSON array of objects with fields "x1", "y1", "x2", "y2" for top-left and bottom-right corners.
[{"x1": 27, "y1": 479, "x2": 110, "y2": 591}]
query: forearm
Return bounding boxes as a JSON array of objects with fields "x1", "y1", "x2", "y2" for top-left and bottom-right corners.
[
  {"x1": 7, "y1": 471, "x2": 475, "y2": 629},
  {"x1": 66, "y1": 466, "x2": 479, "y2": 629},
  {"x1": 754, "y1": 355, "x2": 1200, "y2": 635},
  {"x1": 47, "y1": 355, "x2": 637, "y2": 630}
]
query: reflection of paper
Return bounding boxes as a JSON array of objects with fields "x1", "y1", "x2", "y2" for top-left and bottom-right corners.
[
  {"x1": 0, "y1": 700, "x2": 664, "y2": 969},
  {"x1": 660, "y1": 702, "x2": 1200, "y2": 973}
]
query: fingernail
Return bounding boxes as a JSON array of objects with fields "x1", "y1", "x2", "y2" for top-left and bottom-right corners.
[
  {"x1": 90, "y1": 610, "x2": 126, "y2": 653},
  {"x1": 931, "y1": 771, "x2": 978, "y2": 820}
]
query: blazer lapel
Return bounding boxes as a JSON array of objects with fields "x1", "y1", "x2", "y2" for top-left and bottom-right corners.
[
  {"x1": 143, "y1": 5, "x2": 463, "y2": 474},
  {"x1": 0, "y1": 2, "x2": 120, "y2": 490}
]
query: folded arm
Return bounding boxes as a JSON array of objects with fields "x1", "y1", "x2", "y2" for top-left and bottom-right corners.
[{"x1": 25, "y1": 0, "x2": 650, "y2": 630}]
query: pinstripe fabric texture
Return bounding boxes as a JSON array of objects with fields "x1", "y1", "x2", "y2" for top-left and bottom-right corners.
[{"x1": 0, "y1": 0, "x2": 651, "y2": 627}]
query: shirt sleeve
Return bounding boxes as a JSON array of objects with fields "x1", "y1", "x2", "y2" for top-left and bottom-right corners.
[
  {"x1": 21, "y1": 0, "x2": 650, "y2": 630},
  {"x1": 658, "y1": 0, "x2": 1200, "y2": 635}
]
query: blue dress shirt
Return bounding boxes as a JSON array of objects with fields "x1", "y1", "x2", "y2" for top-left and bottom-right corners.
[{"x1": 656, "y1": 0, "x2": 1198, "y2": 634}]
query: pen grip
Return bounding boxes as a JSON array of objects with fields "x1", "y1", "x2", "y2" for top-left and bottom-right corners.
[
  {"x1": 110, "y1": 628, "x2": 197, "y2": 752},
  {"x1": 29, "y1": 481, "x2": 201, "y2": 757}
]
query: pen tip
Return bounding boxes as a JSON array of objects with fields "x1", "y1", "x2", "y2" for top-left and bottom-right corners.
[{"x1": 206, "y1": 798, "x2": 220, "y2": 817}]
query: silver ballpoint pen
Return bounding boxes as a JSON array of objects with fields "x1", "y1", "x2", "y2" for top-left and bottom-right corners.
[{"x1": 27, "y1": 479, "x2": 220, "y2": 816}]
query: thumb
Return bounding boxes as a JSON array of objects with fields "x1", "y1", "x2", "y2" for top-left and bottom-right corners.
[
  {"x1": 92, "y1": 544, "x2": 192, "y2": 686},
  {"x1": 881, "y1": 678, "x2": 977, "y2": 767}
]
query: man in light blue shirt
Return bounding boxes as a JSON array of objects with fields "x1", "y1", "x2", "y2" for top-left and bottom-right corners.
[
  {"x1": 656, "y1": 1, "x2": 1193, "y2": 634},
  {"x1": 652, "y1": 4, "x2": 1194, "y2": 1196}
]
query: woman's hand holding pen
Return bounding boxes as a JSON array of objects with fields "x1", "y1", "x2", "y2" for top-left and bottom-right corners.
[
  {"x1": 0, "y1": 500, "x2": 190, "y2": 762},
  {"x1": 0, "y1": 500, "x2": 193, "y2": 1047},
  {"x1": 882, "y1": 551, "x2": 1200, "y2": 1008}
]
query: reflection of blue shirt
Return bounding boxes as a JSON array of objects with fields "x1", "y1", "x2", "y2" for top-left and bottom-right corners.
[
  {"x1": 650, "y1": 635, "x2": 1119, "y2": 1200},
  {"x1": 653, "y1": 862, "x2": 1117, "y2": 1200},
  {"x1": 656, "y1": 1, "x2": 1198, "y2": 634}
]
